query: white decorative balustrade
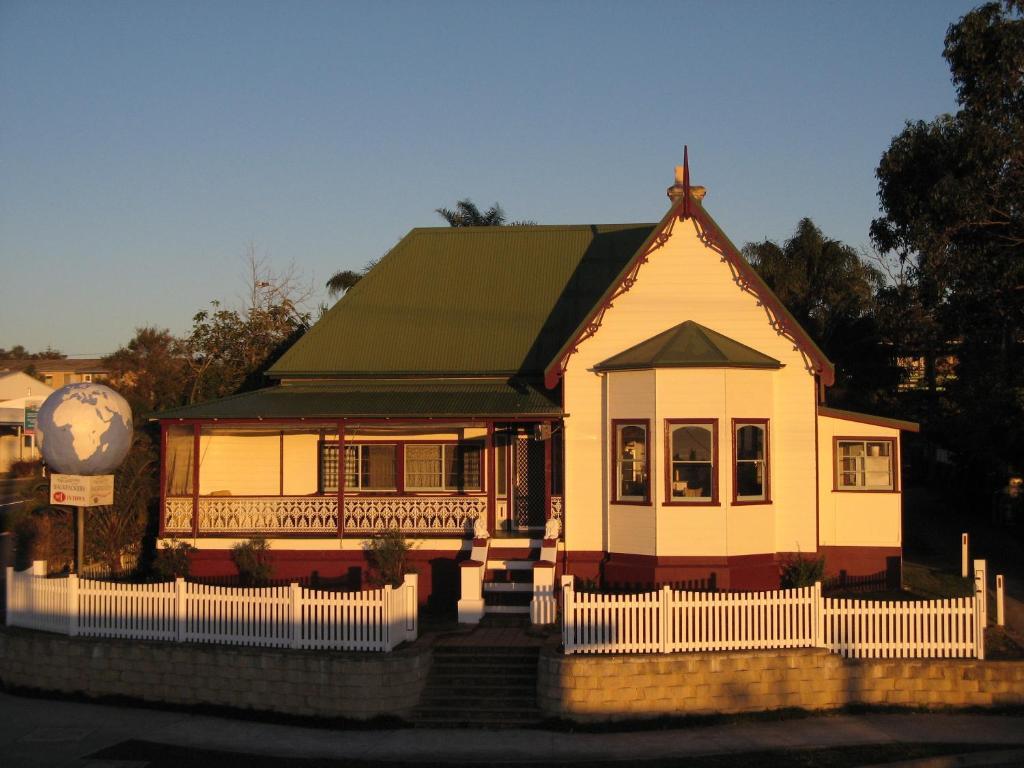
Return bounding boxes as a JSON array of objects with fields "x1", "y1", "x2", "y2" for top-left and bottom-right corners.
[
  {"x1": 344, "y1": 495, "x2": 485, "y2": 534},
  {"x1": 199, "y1": 496, "x2": 339, "y2": 534},
  {"x1": 163, "y1": 494, "x2": 486, "y2": 536}
]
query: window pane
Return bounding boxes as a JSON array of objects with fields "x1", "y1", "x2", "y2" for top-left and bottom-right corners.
[
  {"x1": 344, "y1": 445, "x2": 359, "y2": 489},
  {"x1": 736, "y1": 425, "x2": 764, "y2": 461},
  {"x1": 362, "y1": 445, "x2": 396, "y2": 490},
  {"x1": 406, "y1": 444, "x2": 443, "y2": 489},
  {"x1": 618, "y1": 425, "x2": 646, "y2": 463},
  {"x1": 737, "y1": 461, "x2": 764, "y2": 498},
  {"x1": 672, "y1": 426, "x2": 712, "y2": 462},
  {"x1": 616, "y1": 423, "x2": 647, "y2": 499},
  {"x1": 165, "y1": 425, "x2": 194, "y2": 496},
  {"x1": 671, "y1": 462, "x2": 712, "y2": 499},
  {"x1": 444, "y1": 444, "x2": 482, "y2": 491}
]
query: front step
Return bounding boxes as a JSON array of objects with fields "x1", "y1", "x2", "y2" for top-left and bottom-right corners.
[{"x1": 412, "y1": 645, "x2": 543, "y2": 728}]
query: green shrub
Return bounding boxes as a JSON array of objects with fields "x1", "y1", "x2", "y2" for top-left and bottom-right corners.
[
  {"x1": 9, "y1": 459, "x2": 42, "y2": 478},
  {"x1": 231, "y1": 537, "x2": 272, "y2": 586},
  {"x1": 364, "y1": 529, "x2": 414, "y2": 587},
  {"x1": 152, "y1": 539, "x2": 195, "y2": 580},
  {"x1": 780, "y1": 552, "x2": 826, "y2": 588}
]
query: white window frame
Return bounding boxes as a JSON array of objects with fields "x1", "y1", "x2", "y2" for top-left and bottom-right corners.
[{"x1": 836, "y1": 438, "x2": 895, "y2": 491}]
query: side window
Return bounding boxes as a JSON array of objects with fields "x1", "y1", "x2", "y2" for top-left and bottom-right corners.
[
  {"x1": 836, "y1": 439, "x2": 895, "y2": 491},
  {"x1": 734, "y1": 420, "x2": 769, "y2": 503},
  {"x1": 613, "y1": 421, "x2": 649, "y2": 504}
]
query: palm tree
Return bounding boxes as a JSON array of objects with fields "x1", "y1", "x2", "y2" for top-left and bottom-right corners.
[
  {"x1": 326, "y1": 199, "x2": 532, "y2": 298},
  {"x1": 435, "y1": 199, "x2": 507, "y2": 227}
]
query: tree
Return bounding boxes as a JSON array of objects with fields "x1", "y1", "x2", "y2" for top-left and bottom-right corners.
[
  {"x1": 743, "y1": 219, "x2": 891, "y2": 406},
  {"x1": 184, "y1": 247, "x2": 313, "y2": 403},
  {"x1": 325, "y1": 199, "x2": 534, "y2": 298},
  {"x1": 0, "y1": 345, "x2": 65, "y2": 360},
  {"x1": 102, "y1": 327, "x2": 188, "y2": 414},
  {"x1": 871, "y1": 1, "x2": 1024, "y2": 497}
]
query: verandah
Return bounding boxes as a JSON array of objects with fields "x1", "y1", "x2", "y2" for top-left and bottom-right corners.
[{"x1": 160, "y1": 419, "x2": 563, "y2": 538}]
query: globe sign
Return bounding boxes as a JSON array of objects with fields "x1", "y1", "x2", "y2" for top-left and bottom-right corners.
[{"x1": 36, "y1": 383, "x2": 133, "y2": 475}]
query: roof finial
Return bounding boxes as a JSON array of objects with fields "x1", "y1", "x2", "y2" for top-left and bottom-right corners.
[{"x1": 667, "y1": 146, "x2": 704, "y2": 209}]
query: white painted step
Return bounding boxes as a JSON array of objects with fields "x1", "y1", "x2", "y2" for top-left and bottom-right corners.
[
  {"x1": 487, "y1": 559, "x2": 535, "y2": 571},
  {"x1": 483, "y1": 582, "x2": 533, "y2": 592}
]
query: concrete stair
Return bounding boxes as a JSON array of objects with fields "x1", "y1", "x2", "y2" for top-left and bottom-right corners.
[
  {"x1": 412, "y1": 644, "x2": 543, "y2": 728},
  {"x1": 483, "y1": 544, "x2": 539, "y2": 615}
]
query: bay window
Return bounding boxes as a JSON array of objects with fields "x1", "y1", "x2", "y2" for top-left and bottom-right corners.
[{"x1": 666, "y1": 420, "x2": 716, "y2": 503}]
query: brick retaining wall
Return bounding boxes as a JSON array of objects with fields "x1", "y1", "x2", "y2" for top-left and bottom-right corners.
[
  {"x1": 539, "y1": 647, "x2": 1024, "y2": 721},
  {"x1": 0, "y1": 627, "x2": 429, "y2": 720}
]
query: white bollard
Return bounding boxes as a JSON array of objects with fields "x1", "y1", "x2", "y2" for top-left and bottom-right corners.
[
  {"x1": 996, "y1": 574, "x2": 1005, "y2": 627},
  {"x1": 961, "y1": 533, "x2": 969, "y2": 578}
]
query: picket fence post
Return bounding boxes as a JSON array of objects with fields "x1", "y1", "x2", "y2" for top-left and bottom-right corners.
[
  {"x1": 660, "y1": 585, "x2": 670, "y2": 653},
  {"x1": 813, "y1": 581, "x2": 824, "y2": 648},
  {"x1": 289, "y1": 582, "x2": 301, "y2": 649},
  {"x1": 974, "y1": 559, "x2": 987, "y2": 660},
  {"x1": 175, "y1": 578, "x2": 186, "y2": 642},
  {"x1": 4, "y1": 566, "x2": 12, "y2": 626},
  {"x1": 996, "y1": 575, "x2": 1005, "y2": 627},
  {"x1": 67, "y1": 574, "x2": 79, "y2": 637},
  {"x1": 403, "y1": 573, "x2": 419, "y2": 642},
  {"x1": 560, "y1": 574, "x2": 574, "y2": 653}
]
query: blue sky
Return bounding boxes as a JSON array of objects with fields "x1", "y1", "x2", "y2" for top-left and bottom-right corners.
[{"x1": 1, "y1": 0, "x2": 977, "y2": 356}]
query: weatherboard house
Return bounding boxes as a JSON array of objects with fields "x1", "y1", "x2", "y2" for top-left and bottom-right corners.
[{"x1": 154, "y1": 156, "x2": 917, "y2": 613}]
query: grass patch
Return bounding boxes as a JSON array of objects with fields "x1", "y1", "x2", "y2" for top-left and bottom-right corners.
[{"x1": 902, "y1": 561, "x2": 974, "y2": 599}]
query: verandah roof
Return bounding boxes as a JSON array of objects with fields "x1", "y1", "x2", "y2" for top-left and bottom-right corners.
[{"x1": 152, "y1": 379, "x2": 562, "y2": 421}]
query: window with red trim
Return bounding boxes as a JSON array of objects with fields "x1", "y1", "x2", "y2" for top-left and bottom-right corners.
[
  {"x1": 734, "y1": 420, "x2": 769, "y2": 502},
  {"x1": 666, "y1": 420, "x2": 716, "y2": 503},
  {"x1": 613, "y1": 421, "x2": 649, "y2": 503}
]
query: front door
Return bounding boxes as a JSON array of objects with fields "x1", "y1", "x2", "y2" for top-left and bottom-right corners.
[{"x1": 512, "y1": 430, "x2": 546, "y2": 531}]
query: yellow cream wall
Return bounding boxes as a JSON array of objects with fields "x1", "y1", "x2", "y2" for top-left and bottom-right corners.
[
  {"x1": 562, "y1": 214, "x2": 819, "y2": 558},
  {"x1": 606, "y1": 370, "x2": 657, "y2": 554},
  {"x1": 817, "y1": 416, "x2": 901, "y2": 547},
  {"x1": 653, "y1": 368, "x2": 778, "y2": 556}
]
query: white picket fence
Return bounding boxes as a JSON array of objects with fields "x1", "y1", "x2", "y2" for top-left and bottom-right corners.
[
  {"x1": 6, "y1": 562, "x2": 418, "y2": 652},
  {"x1": 562, "y1": 577, "x2": 984, "y2": 659}
]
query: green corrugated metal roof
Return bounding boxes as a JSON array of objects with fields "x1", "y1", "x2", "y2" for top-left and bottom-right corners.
[
  {"x1": 268, "y1": 224, "x2": 656, "y2": 378},
  {"x1": 153, "y1": 379, "x2": 562, "y2": 420},
  {"x1": 594, "y1": 320, "x2": 782, "y2": 372}
]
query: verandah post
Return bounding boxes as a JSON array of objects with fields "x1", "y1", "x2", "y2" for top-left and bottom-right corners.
[
  {"x1": 486, "y1": 421, "x2": 496, "y2": 534},
  {"x1": 191, "y1": 423, "x2": 200, "y2": 538},
  {"x1": 4, "y1": 566, "x2": 12, "y2": 625},
  {"x1": 337, "y1": 420, "x2": 345, "y2": 538}
]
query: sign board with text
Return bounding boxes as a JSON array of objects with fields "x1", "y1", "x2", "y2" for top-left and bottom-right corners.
[
  {"x1": 23, "y1": 407, "x2": 38, "y2": 435},
  {"x1": 50, "y1": 474, "x2": 114, "y2": 507}
]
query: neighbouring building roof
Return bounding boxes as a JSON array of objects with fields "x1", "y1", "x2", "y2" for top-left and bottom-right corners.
[
  {"x1": 0, "y1": 358, "x2": 108, "y2": 375},
  {"x1": 152, "y1": 379, "x2": 562, "y2": 420},
  {"x1": 594, "y1": 320, "x2": 782, "y2": 372},
  {"x1": 268, "y1": 224, "x2": 656, "y2": 379},
  {"x1": 818, "y1": 406, "x2": 920, "y2": 433}
]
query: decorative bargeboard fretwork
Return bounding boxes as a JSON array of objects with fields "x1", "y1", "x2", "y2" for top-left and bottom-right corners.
[
  {"x1": 550, "y1": 495, "x2": 563, "y2": 519},
  {"x1": 344, "y1": 495, "x2": 486, "y2": 535},
  {"x1": 164, "y1": 498, "x2": 194, "y2": 533},
  {"x1": 198, "y1": 496, "x2": 339, "y2": 534}
]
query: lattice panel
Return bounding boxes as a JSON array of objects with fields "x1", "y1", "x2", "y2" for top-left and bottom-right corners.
[
  {"x1": 164, "y1": 498, "x2": 194, "y2": 533},
  {"x1": 344, "y1": 495, "x2": 485, "y2": 534},
  {"x1": 198, "y1": 496, "x2": 339, "y2": 534}
]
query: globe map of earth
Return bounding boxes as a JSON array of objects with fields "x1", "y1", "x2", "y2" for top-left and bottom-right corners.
[{"x1": 36, "y1": 383, "x2": 133, "y2": 475}]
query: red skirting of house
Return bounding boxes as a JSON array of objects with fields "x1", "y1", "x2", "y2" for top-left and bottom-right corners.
[
  {"x1": 599, "y1": 553, "x2": 780, "y2": 591},
  {"x1": 818, "y1": 544, "x2": 902, "y2": 583}
]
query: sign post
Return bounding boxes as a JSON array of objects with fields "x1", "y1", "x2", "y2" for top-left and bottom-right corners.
[{"x1": 50, "y1": 474, "x2": 114, "y2": 574}]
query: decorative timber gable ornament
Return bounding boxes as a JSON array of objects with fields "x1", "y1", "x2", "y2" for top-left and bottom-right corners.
[{"x1": 542, "y1": 147, "x2": 836, "y2": 390}]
